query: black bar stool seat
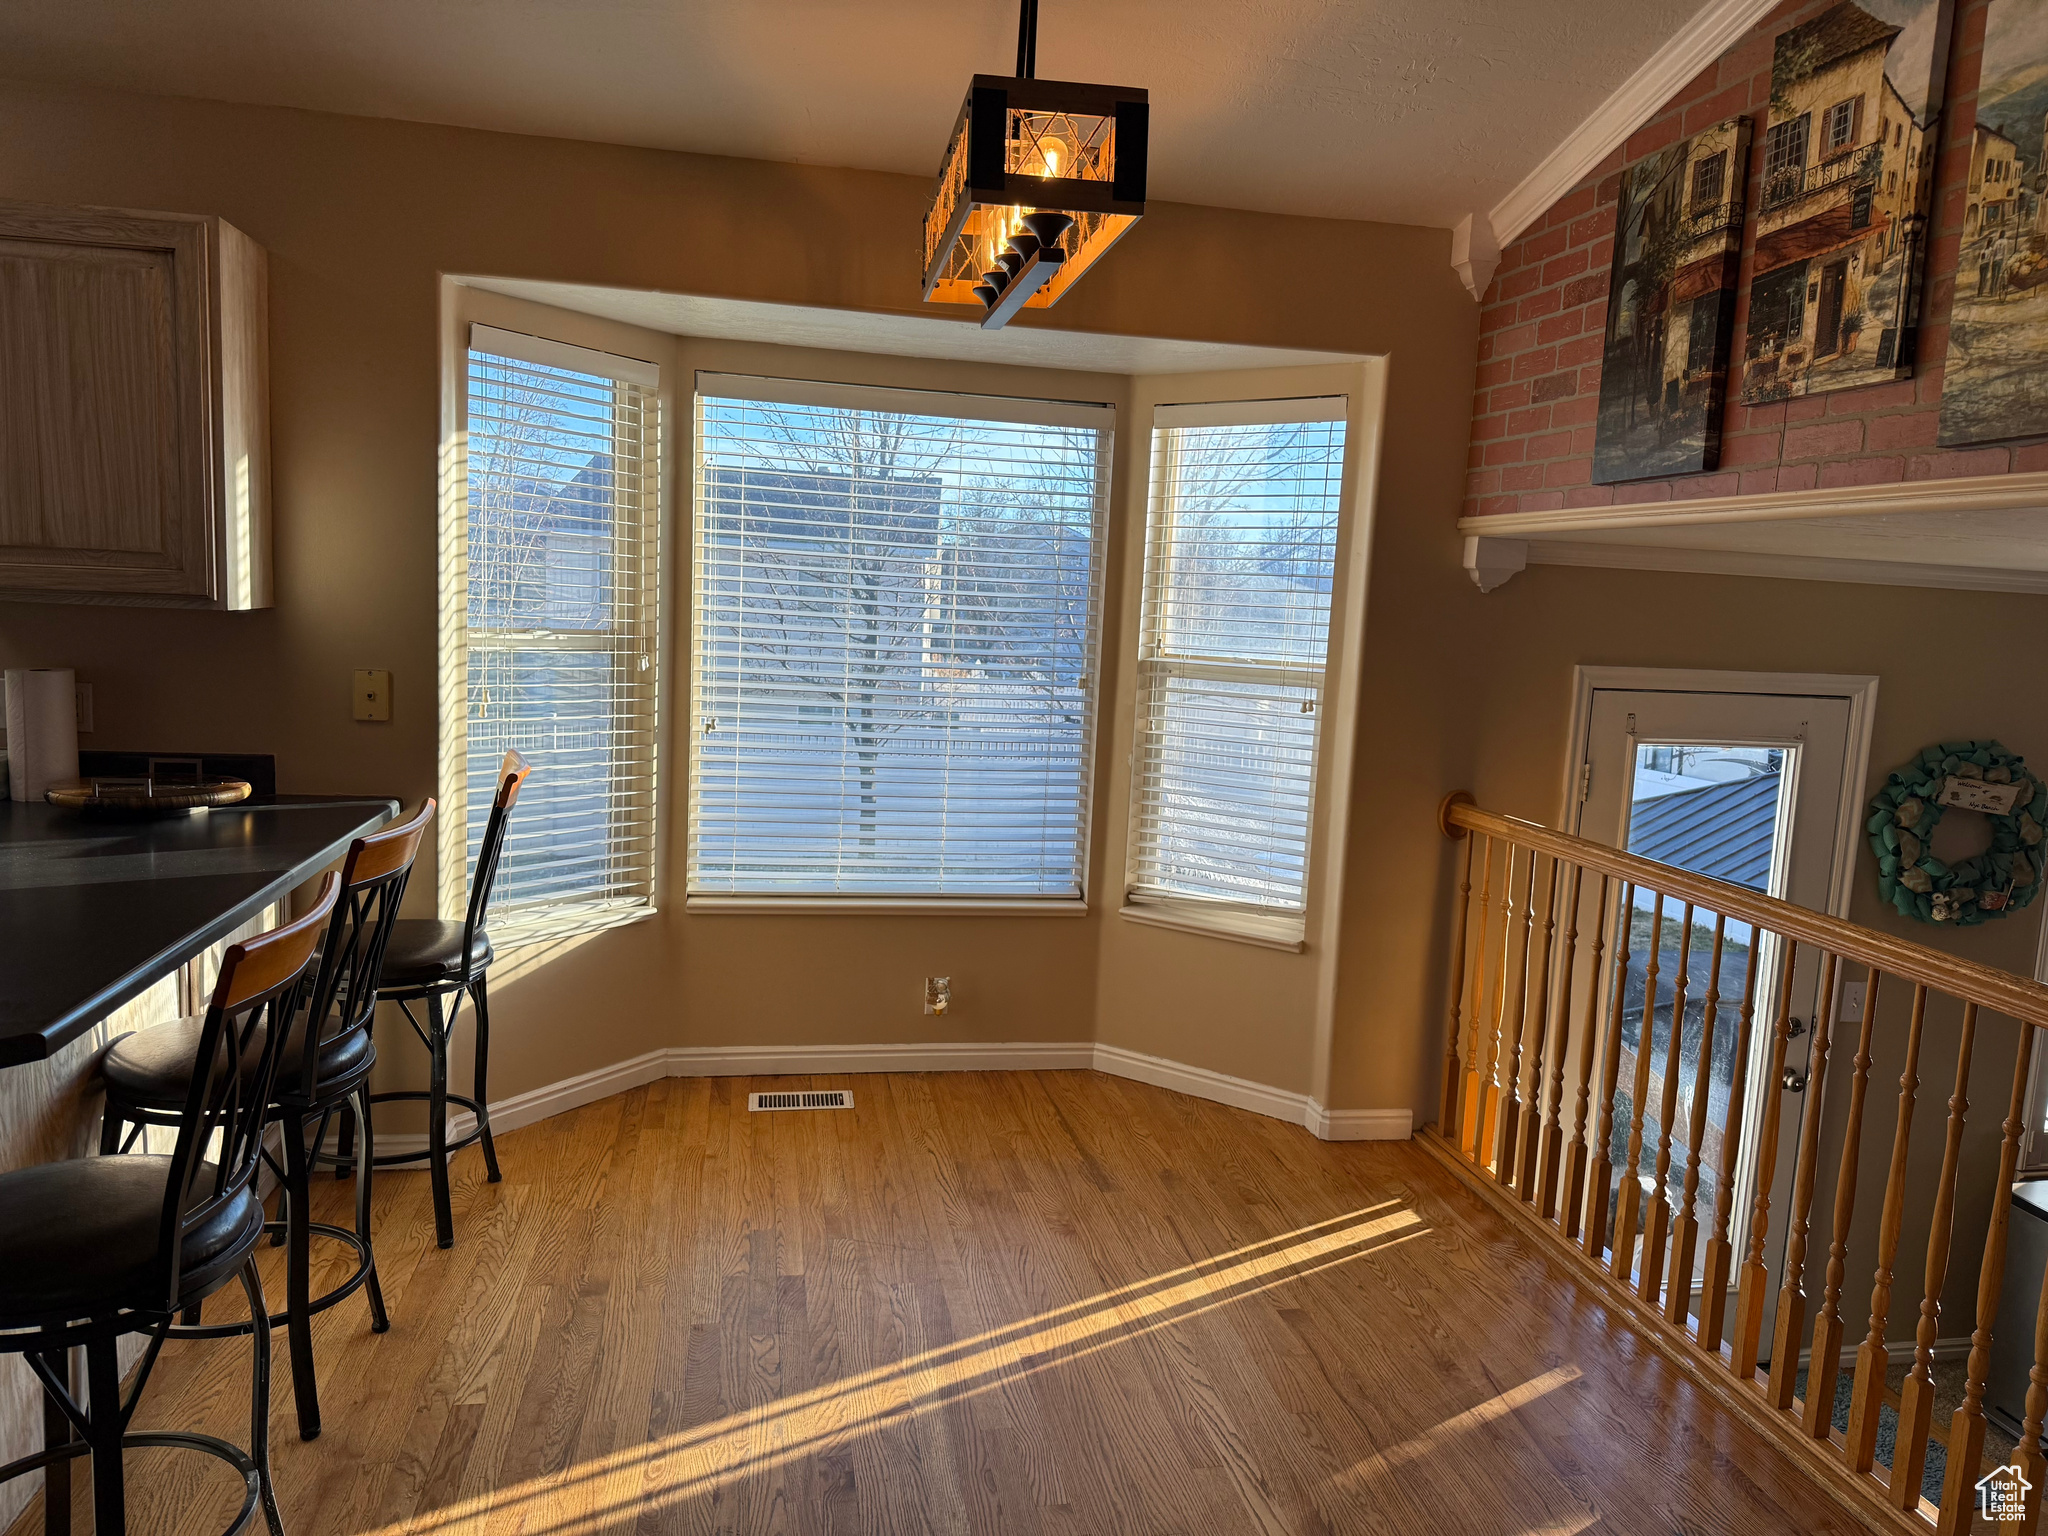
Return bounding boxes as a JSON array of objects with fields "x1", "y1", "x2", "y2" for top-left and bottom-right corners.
[
  {"x1": 102, "y1": 1011, "x2": 372, "y2": 1105},
  {"x1": 0, "y1": 1158, "x2": 261, "y2": 1326},
  {"x1": 377, "y1": 920, "x2": 492, "y2": 985}
]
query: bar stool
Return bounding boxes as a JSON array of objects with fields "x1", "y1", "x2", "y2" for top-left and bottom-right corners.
[
  {"x1": 0, "y1": 873, "x2": 338, "y2": 1536},
  {"x1": 352, "y1": 754, "x2": 528, "y2": 1249},
  {"x1": 100, "y1": 799, "x2": 435, "y2": 1442}
]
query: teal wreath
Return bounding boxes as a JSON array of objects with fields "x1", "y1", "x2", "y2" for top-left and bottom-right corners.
[{"x1": 1867, "y1": 740, "x2": 2045, "y2": 926}]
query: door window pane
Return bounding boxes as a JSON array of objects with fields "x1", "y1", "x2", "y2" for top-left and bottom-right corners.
[{"x1": 1604, "y1": 746, "x2": 1790, "y2": 1275}]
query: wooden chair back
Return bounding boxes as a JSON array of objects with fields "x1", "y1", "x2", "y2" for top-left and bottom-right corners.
[
  {"x1": 159, "y1": 872, "x2": 339, "y2": 1309},
  {"x1": 459, "y1": 751, "x2": 531, "y2": 970},
  {"x1": 297, "y1": 799, "x2": 436, "y2": 1099}
]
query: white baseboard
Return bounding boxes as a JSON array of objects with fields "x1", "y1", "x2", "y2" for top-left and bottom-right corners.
[
  {"x1": 372, "y1": 1039, "x2": 1412, "y2": 1154},
  {"x1": 1090, "y1": 1043, "x2": 1410, "y2": 1142}
]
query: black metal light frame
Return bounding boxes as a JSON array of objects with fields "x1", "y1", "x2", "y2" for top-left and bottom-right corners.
[{"x1": 921, "y1": 2, "x2": 1148, "y2": 329}]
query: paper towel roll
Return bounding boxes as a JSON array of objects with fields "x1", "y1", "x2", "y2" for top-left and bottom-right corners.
[{"x1": 5, "y1": 669, "x2": 79, "y2": 803}]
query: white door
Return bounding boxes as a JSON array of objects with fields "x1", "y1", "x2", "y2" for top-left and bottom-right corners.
[{"x1": 1576, "y1": 685, "x2": 1856, "y2": 1337}]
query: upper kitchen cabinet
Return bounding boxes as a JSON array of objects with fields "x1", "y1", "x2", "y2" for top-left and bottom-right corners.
[{"x1": 0, "y1": 200, "x2": 271, "y2": 609}]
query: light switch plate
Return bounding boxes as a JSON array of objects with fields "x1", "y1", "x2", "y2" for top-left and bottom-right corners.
[
  {"x1": 74, "y1": 683, "x2": 93, "y2": 733},
  {"x1": 352, "y1": 669, "x2": 392, "y2": 722}
]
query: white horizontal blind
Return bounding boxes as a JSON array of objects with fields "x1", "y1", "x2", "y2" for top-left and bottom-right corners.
[
  {"x1": 1129, "y1": 401, "x2": 1348, "y2": 919},
  {"x1": 464, "y1": 335, "x2": 660, "y2": 939},
  {"x1": 690, "y1": 375, "x2": 1111, "y2": 898}
]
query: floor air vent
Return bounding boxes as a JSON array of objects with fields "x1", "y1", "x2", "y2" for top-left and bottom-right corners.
[{"x1": 748, "y1": 1090, "x2": 853, "y2": 1112}]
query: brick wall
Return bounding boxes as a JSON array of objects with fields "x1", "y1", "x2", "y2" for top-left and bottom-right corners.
[{"x1": 1466, "y1": 0, "x2": 2048, "y2": 519}]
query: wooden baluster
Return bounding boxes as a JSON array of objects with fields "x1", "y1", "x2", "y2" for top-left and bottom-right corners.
[
  {"x1": 1494, "y1": 851, "x2": 1540, "y2": 1183},
  {"x1": 1846, "y1": 982, "x2": 1928, "y2": 1471},
  {"x1": 1583, "y1": 882, "x2": 1633, "y2": 1261},
  {"x1": 1612, "y1": 892, "x2": 1664, "y2": 1285},
  {"x1": 1640, "y1": 903, "x2": 1694, "y2": 1304},
  {"x1": 1938, "y1": 1022, "x2": 2037, "y2": 1534},
  {"x1": 1440, "y1": 831, "x2": 1478, "y2": 1136},
  {"x1": 2022, "y1": 1246, "x2": 2048, "y2": 1532},
  {"x1": 1459, "y1": 837, "x2": 1496, "y2": 1157},
  {"x1": 1561, "y1": 872, "x2": 1611, "y2": 1242},
  {"x1": 1471, "y1": 844, "x2": 1517, "y2": 1167},
  {"x1": 1540, "y1": 862, "x2": 1587, "y2": 1223},
  {"x1": 1892, "y1": 1002, "x2": 1975, "y2": 1509},
  {"x1": 1699, "y1": 929, "x2": 1762, "y2": 1355},
  {"x1": 1768, "y1": 950, "x2": 1841, "y2": 1410},
  {"x1": 1802, "y1": 967, "x2": 1884, "y2": 1441},
  {"x1": 1666, "y1": 912, "x2": 1726, "y2": 1327},
  {"x1": 1516, "y1": 854, "x2": 1561, "y2": 1202}
]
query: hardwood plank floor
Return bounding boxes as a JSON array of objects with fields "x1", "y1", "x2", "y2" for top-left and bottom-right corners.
[{"x1": 8, "y1": 1072, "x2": 1865, "y2": 1536}]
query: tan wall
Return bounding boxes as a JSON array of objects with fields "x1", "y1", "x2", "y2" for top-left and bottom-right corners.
[
  {"x1": 1092, "y1": 362, "x2": 1384, "y2": 1098},
  {"x1": 0, "y1": 77, "x2": 1473, "y2": 1115}
]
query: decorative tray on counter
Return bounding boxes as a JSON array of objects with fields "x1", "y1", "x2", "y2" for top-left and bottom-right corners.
[{"x1": 45, "y1": 777, "x2": 253, "y2": 817}]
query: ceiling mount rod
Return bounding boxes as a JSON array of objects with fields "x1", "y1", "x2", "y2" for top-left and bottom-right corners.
[{"x1": 1015, "y1": 0, "x2": 1038, "y2": 79}]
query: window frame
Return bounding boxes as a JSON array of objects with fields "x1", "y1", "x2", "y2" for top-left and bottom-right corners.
[
  {"x1": 1823, "y1": 97, "x2": 1860, "y2": 158},
  {"x1": 1121, "y1": 394, "x2": 1352, "y2": 951},
  {"x1": 682, "y1": 370, "x2": 1114, "y2": 913},
  {"x1": 1690, "y1": 150, "x2": 1728, "y2": 214},
  {"x1": 439, "y1": 301, "x2": 670, "y2": 946}
]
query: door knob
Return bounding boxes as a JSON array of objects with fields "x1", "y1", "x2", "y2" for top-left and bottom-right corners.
[{"x1": 1782, "y1": 1067, "x2": 1808, "y2": 1092}]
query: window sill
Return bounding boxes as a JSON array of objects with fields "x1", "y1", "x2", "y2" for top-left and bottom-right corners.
[
  {"x1": 1118, "y1": 902, "x2": 1307, "y2": 952},
  {"x1": 684, "y1": 895, "x2": 1090, "y2": 916},
  {"x1": 487, "y1": 900, "x2": 657, "y2": 951}
]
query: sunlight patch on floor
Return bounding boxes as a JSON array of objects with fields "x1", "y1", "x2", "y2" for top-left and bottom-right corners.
[
  {"x1": 356, "y1": 1203, "x2": 1426, "y2": 1535},
  {"x1": 1328, "y1": 1364, "x2": 1584, "y2": 1488}
]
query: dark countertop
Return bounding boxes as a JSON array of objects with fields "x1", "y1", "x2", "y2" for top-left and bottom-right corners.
[{"x1": 0, "y1": 795, "x2": 398, "y2": 1065}]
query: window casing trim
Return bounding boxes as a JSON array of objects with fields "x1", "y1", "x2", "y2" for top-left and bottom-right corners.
[
  {"x1": 441, "y1": 296, "x2": 670, "y2": 948},
  {"x1": 686, "y1": 372, "x2": 1114, "y2": 902},
  {"x1": 1123, "y1": 401, "x2": 1348, "y2": 930}
]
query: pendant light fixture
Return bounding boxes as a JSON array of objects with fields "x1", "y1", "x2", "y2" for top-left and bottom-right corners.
[{"x1": 920, "y1": 0, "x2": 1148, "y2": 330}]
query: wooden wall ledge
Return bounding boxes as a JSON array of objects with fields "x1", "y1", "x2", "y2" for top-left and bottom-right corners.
[{"x1": 1458, "y1": 470, "x2": 2048, "y2": 595}]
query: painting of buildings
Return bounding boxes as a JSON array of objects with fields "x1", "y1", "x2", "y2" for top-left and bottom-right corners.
[
  {"x1": 1939, "y1": 0, "x2": 2048, "y2": 445},
  {"x1": 1739, "y1": 0, "x2": 1952, "y2": 404},
  {"x1": 1592, "y1": 116, "x2": 1751, "y2": 483}
]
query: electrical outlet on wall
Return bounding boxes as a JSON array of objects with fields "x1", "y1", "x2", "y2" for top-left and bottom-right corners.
[
  {"x1": 1840, "y1": 979, "x2": 1867, "y2": 1021},
  {"x1": 74, "y1": 683, "x2": 93, "y2": 733},
  {"x1": 924, "y1": 976, "x2": 951, "y2": 1016}
]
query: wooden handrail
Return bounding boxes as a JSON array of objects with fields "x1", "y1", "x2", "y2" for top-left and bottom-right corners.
[{"x1": 1441, "y1": 795, "x2": 2048, "y2": 1030}]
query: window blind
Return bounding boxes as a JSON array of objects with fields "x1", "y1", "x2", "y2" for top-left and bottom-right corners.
[
  {"x1": 463, "y1": 327, "x2": 660, "y2": 940},
  {"x1": 1128, "y1": 398, "x2": 1347, "y2": 925},
  {"x1": 689, "y1": 373, "x2": 1111, "y2": 898}
]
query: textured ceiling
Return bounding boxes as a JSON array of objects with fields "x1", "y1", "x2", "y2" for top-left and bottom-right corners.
[{"x1": 0, "y1": 0, "x2": 1704, "y2": 228}]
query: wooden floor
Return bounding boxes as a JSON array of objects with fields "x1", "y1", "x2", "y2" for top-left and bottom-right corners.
[{"x1": 10, "y1": 1072, "x2": 1864, "y2": 1536}]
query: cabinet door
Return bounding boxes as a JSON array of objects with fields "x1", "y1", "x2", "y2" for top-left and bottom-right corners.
[{"x1": 0, "y1": 214, "x2": 215, "y2": 600}]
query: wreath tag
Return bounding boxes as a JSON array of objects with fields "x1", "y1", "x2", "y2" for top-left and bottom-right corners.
[
  {"x1": 1867, "y1": 739, "x2": 2045, "y2": 927},
  {"x1": 1938, "y1": 777, "x2": 2025, "y2": 816}
]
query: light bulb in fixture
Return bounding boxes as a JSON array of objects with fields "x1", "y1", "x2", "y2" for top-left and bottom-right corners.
[{"x1": 1034, "y1": 134, "x2": 1073, "y2": 179}]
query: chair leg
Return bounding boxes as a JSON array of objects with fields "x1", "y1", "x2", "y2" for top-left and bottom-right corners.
[
  {"x1": 98, "y1": 1106, "x2": 122, "y2": 1157},
  {"x1": 427, "y1": 991, "x2": 455, "y2": 1250},
  {"x1": 356, "y1": 1083, "x2": 390, "y2": 1334},
  {"x1": 335, "y1": 1095, "x2": 357, "y2": 1181},
  {"x1": 269, "y1": 1166, "x2": 289, "y2": 1248},
  {"x1": 85, "y1": 1337, "x2": 123, "y2": 1536},
  {"x1": 237, "y1": 1258, "x2": 285, "y2": 1536},
  {"x1": 281, "y1": 1112, "x2": 322, "y2": 1440},
  {"x1": 471, "y1": 975, "x2": 501, "y2": 1185},
  {"x1": 40, "y1": 1350, "x2": 71, "y2": 1536}
]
